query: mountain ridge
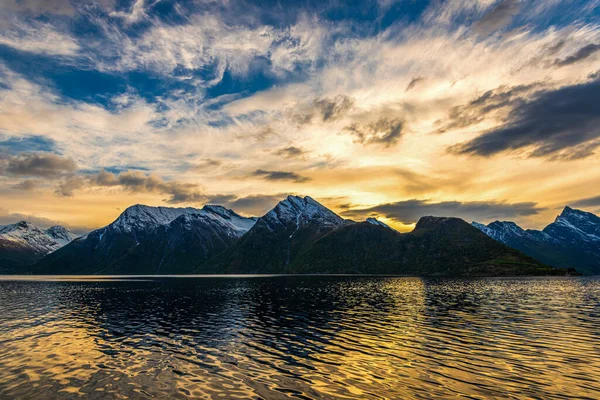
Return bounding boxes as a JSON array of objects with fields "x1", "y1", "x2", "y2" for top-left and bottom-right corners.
[
  {"x1": 473, "y1": 206, "x2": 600, "y2": 274},
  {"x1": 32, "y1": 203, "x2": 258, "y2": 274}
]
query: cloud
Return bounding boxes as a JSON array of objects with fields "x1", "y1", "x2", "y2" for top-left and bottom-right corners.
[
  {"x1": 94, "y1": 170, "x2": 206, "y2": 203},
  {"x1": 570, "y1": 195, "x2": 600, "y2": 209},
  {"x1": 289, "y1": 95, "x2": 355, "y2": 126},
  {"x1": 1, "y1": 152, "x2": 77, "y2": 178},
  {"x1": 405, "y1": 76, "x2": 424, "y2": 92},
  {"x1": 55, "y1": 175, "x2": 86, "y2": 197},
  {"x1": 1, "y1": 0, "x2": 76, "y2": 16},
  {"x1": 55, "y1": 169, "x2": 207, "y2": 203},
  {"x1": 252, "y1": 169, "x2": 311, "y2": 182},
  {"x1": 344, "y1": 118, "x2": 404, "y2": 146},
  {"x1": 473, "y1": 0, "x2": 521, "y2": 35},
  {"x1": 221, "y1": 193, "x2": 286, "y2": 216},
  {"x1": 342, "y1": 199, "x2": 545, "y2": 225},
  {"x1": 273, "y1": 146, "x2": 307, "y2": 159},
  {"x1": 109, "y1": 0, "x2": 147, "y2": 24},
  {"x1": 0, "y1": 21, "x2": 80, "y2": 56},
  {"x1": 313, "y1": 95, "x2": 355, "y2": 122},
  {"x1": 449, "y1": 78, "x2": 600, "y2": 159},
  {"x1": 12, "y1": 180, "x2": 40, "y2": 191},
  {"x1": 192, "y1": 159, "x2": 224, "y2": 172},
  {"x1": 554, "y1": 43, "x2": 600, "y2": 67},
  {"x1": 435, "y1": 83, "x2": 539, "y2": 133},
  {"x1": 1, "y1": 0, "x2": 116, "y2": 17}
]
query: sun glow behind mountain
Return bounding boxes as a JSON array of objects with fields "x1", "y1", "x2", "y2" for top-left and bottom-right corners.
[{"x1": 0, "y1": 0, "x2": 599, "y2": 234}]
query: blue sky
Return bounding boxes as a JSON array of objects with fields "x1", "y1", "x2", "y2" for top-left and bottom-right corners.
[{"x1": 0, "y1": 0, "x2": 599, "y2": 232}]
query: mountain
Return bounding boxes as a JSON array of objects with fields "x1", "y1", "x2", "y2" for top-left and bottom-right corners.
[
  {"x1": 200, "y1": 197, "x2": 567, "y2": 276},
  {"x1": 473, "y1": 207, "x2": 600, "y2": 275},
  {"x1": 0, "y1": 222, "x2": 75, "y2": 273},
  {"x1": 202, "y1": 196, "x2": 348, "y2": 273},
  {"x1": 33, "y1": 204, "x2": 257, "y2": 275}
]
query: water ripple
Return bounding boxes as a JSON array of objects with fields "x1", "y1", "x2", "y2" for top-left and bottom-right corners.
[{"x1": 0, "y1": 276, "x2": 599, "y2": 399}]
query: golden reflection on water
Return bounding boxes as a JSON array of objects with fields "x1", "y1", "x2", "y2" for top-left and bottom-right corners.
[{"x1": 0, "y1": 276, "x2": 599, "y2": 399}]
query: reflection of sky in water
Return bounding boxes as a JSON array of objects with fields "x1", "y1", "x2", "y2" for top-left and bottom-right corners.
[{"x1": 0, "y1": 276, "x2": 599, "y2": 399}]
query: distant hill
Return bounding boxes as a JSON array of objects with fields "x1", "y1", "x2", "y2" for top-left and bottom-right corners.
[{"x1": 473, "y1": 207, "x2": 600, "y2": 275}]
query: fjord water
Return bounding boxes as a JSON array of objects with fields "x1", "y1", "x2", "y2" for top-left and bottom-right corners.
[{"x1": 0, "y1": 276, "x2": 599, "y2": 399}]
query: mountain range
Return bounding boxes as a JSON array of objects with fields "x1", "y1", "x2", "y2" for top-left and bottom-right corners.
[
  {"x1": 19, "y1": 195, "x2": 570, "y2": 276},
  {"x1": 473, "y1": 206, "x2": 600, "y2": 275},
  {"x1": 33, "y1": 204, "x2": 257, "y2": 275},
  {"x1": 2, "y1": 195, "x2": 595, "y2": 276},
  {"x1": 0, "y1": 222, "x2": 74, "y2": 273}
]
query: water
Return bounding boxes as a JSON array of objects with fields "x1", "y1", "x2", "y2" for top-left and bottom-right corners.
[{"x1": 0, "y1": 276, "x2": 599, "y2": 399}]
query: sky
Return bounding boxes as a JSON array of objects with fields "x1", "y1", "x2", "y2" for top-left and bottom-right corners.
[{"x1": 0, "y1": 0, "x2": 599, "y2": 234}]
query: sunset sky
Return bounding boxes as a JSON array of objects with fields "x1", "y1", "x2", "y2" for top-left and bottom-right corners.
[{"x1": 0, "y1": 0, "x2": 599, "y2": 234}]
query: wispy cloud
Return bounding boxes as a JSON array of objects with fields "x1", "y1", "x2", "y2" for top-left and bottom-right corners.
[{"x1": 0, "y1": 22, "x2": 80, "y2": 56}]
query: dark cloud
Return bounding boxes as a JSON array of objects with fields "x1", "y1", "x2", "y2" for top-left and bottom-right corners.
[
  {"x1": 473, "y1": 0, "x2": 520, "y2": 35},
  {"x1": 205, "y1": 194, "x2": 238, "y2": 205},
  {"x1": 314, "y1": 95, "x2": 355, "y2": 122},
  {"x1": 449, "y1": 78, "x2": 600, "y2": 159},
  {"x1": 55, "y1": 175, "x2": 85, "y2": 197},
  {"x1": 253, "y1": 169, "x2": 311, "y2": 183},
  {"x1": 405, "y1": 76, "x2": 424, "y2": 92},
  {"x1": 273, "y1": 146, "x2": 307, "y2": 159},
  {"x1": 57, "y1": 170, "x2": 207, "y2": 203},
  {"x1": 344, "y1": 118, "x2": 404, "y2": 146},
  {"x1": 193, "y1": 158, "x2": 223, "y2": 171},
  {"x1": 342, "y1": 199, "x2": 545, "y2": 225},
  {"x1": 292, "y1": 95, "x2": 355, "y2": 126},
  {"x1": 12, "y1": 180, "x2": 40, "y2": 191},
  {"x1": 570, "y1": 196, "x2": 600, "y2": 209},
  {"x1": 555, "y1": 43, "x2": 600, "y2": 67},
  {"x1": 1, "y1": 152, "x2": 77, "y2": 178},
  {"x1": 436, "y1": 83, "x2": 538, "y2": 133}
]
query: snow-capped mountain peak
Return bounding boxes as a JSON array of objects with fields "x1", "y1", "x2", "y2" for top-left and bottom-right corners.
[
  {"x1": 473, "y1": 206, "x2": 600, "y2": 274},
  {"x1": 0, "y1": 221, "x2": 74, "y2": 256},
  {"x1": 265, "y1": 195, "x2": 345, "y2": 228},
  {"x1": 112, "y1": 204, "x2": 201, "y2": 232},
  {"x1": 46, "y1": 226, "x2": 76, "y2": 246},
  {"x1": 553, "y1": 206, "x2": 600, "y2": 237}
]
